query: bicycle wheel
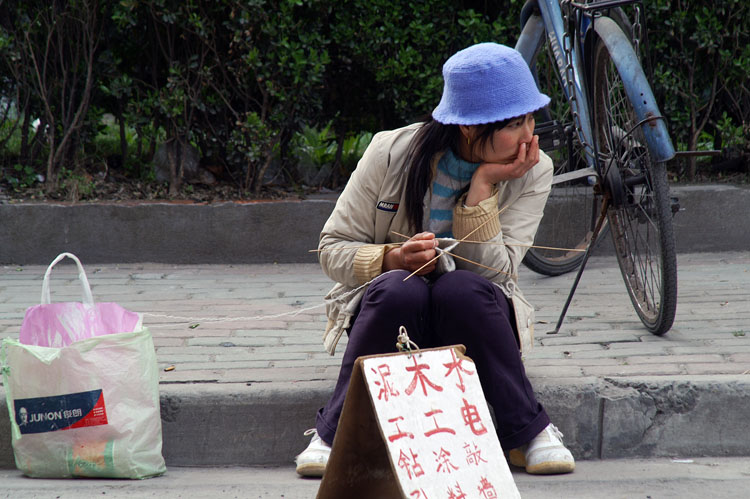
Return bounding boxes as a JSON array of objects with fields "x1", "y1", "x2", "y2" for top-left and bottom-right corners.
[
  {"x1": 591, "y1": 32, "x2": 677, "y2": 335},
  {"x1": 522, "y1": 38, "x2": 604, "y2": 276}
]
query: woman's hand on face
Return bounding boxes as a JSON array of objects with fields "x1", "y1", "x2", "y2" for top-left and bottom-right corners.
[
  {"x1": 382, "y1": 232, "x2": 439, "y2": 274},
  {"x1": 465, "y1": 135, "x2": 540, "y2": 206}
]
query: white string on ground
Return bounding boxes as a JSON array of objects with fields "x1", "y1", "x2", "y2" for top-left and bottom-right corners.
[
  {"x1": 144, "y1": 302, "x2": 325, "y2": 327},
  {"x1": 143, "y1": 270, "x2": 400, "y2": 328}
]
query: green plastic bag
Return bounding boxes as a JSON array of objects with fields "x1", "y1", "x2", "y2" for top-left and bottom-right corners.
[
  {"x1": 1, "y1": 253, "x2": 165, "y2": 478},
  {"x1": 2, "y1": 330, "x2": 166, "y2": 478}
]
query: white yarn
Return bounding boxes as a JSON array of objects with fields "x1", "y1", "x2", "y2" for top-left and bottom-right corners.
[{"x1": 143, "y1": 271, "x2": 399, "y2": 328}]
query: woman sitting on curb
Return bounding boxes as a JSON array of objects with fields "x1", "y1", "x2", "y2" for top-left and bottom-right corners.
[{"x1": 296, "y1": 42, "x2": 575, "y2": 477}]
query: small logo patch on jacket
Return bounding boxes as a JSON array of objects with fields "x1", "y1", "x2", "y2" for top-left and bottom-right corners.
[{"x1": 377, "y1": 200, "x2": 399, "y2": 212}]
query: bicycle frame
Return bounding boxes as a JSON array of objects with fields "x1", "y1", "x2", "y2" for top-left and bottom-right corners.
[
  {"x1": 515, "y1": 0, "x2": 677, "y2": 334},
  {"x1": 515, "y1": 0, "x2": 675, "y2": 176}
]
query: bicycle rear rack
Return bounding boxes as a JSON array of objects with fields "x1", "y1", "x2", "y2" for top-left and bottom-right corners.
[{"x1": 568, "y1": 0, "x2": 644, "y2": 12}]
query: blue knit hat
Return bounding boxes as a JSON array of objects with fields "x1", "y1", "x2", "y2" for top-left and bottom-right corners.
[{"x1": 432, "y1": 43, "x2": 550, "y2": 125}]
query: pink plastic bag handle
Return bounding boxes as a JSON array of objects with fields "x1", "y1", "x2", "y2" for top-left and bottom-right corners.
[{"x1": 40, "y1": 252, "x2": 95, "y2": 306}]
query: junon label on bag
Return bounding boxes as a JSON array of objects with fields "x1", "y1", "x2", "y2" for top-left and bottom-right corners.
[{"x1": 14, "y1": 389, "x2": 109, "y2": 434}]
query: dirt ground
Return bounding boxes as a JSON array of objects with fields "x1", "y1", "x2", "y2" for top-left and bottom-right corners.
[
  {"x1": 0, "y1": 171, "x2": 320, "y2": 204},
  {"x1": 1, "y1": 159, "x2": 747, "y2": 204}
]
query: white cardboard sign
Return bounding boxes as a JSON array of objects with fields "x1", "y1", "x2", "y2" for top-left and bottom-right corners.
[{"x1": 360, "y1": 347, "x2": 520, "y2": 499}]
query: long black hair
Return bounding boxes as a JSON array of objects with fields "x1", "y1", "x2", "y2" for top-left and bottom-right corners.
[{"x1": 403, "y1": 117, "x2": 513, "y2": 233}]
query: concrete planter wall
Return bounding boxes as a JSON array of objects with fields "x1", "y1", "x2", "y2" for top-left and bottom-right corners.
[
  {"x1": 1, "y1": 198, "x2": 336, "y2": 265},
  {"x1": 0, "y1": 185, "x2": 746, "y2": 265}
]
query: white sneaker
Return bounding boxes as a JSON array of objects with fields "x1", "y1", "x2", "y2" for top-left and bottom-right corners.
[
  {"x1": 294, "y1": 429, "x2": 331, "y2": 477},
  {"x1": 508, "y1": 424, "x2": 575, "y2": 475}
]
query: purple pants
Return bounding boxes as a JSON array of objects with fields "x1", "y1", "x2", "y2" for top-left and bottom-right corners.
[{"x1": 316, "y1": 269, "x2": 550, "y2": 451}]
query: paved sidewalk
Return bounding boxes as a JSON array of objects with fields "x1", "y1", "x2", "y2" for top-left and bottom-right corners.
[
  {"x1": 3, "y1": 458, "x2": 750, "y2": 498},
  {"x1": 1, "y1": 252, "x2": 749, "y2": 468}
]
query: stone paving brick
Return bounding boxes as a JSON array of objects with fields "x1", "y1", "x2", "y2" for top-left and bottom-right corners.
[
  {"x1": 271, "y1": 359, "x2": 341, "y2": 368},
  {"x1": 186, "y1": 337, "x2": 282, "y2": 347},
  {"x1": 1, "y1": 253, "x2": 748, "y2": 389},
  {"x1": 524, "y1": 365, "x2": 584, "y2": 378},
  {"x1": 215, "y1": 353, "x2": 269, "y2": 362},
  {"x1": 526, "y1": 357, "x2": 620, "y2": 367},
  {"x1": 276, "y1": 336, "x2": 327, "y2": 346},
  {"x1": 727, "y1": 353, "x2": 750, "y2": 364},
  {"x1": 157, "y1": 370, "x2": 224, "y2": 383},
  {"x1": 152, "y1": 338, "x2": 186, "y2": 347},
  {"x1": 234, "y1": 329, "x2": 297, "y2": 336},
  {"x1": 671, "y1": 345, "x2": 750, "y2": 354},
  {"x1": 623, "y1": 354, "x2": 725, "y2": 364},
  {"x1": 522, "y1": 349, "x2": 567, "y2": 360},
  {"x1": 157, "y1": 346, "x2": 252, "y2": 355},
  {"x1": 169, "y1": 361, "x2": 273, "y2": 370},
  {"x1": 217, "y1": 368, "x2": 338, "y2": 383},
  {"x1": 707, "y1": 338, "x2": 750, "y2": 347},
  {"x1": 539, "y1": 331, "x2": 641, "y2": 346},
  {"x1": 570, "y1": 346, "x2": 670, "y2": 359},
  {"x1": 683, "y1": 363, "x2": 748, "y2": 375},
  {"x1": 149, "y1": 328, "x2": 231, "y2": 338},
  {"x1": 528, "y1": 343, "x2": 610, "y2": 356},
  {"x1": 232, "y1": 321, "x2": 288, "y2": 329},
  {"x1": 582, "y1": 363, "x2": 685, "y2": 376},
  {"x1": 251, "y1": 345, "x2": 338, "y2": 355},
  {"x1": 155, "y1": 354, "x2": 213, "y2": 363}
]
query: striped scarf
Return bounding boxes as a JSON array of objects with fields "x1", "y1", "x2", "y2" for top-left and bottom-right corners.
[{"x1": 426, "y1": 149, "x2": 480, "y2": 238}]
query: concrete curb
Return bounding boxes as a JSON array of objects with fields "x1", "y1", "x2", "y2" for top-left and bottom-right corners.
[
  {"x1": 3, "y1": 375, "x2": 748, "y2": 467},
  {"x1": 1, "y1": 185, "x2": 748, "y2": 265},
  {"x1": 0, "y1": 198, "x2": 336, "y2": 265}
]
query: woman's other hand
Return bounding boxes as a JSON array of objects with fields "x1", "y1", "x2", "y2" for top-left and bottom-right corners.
[
  {"x1": 465, "y1": 134, "x2": 540, "y2": 206},
  {"x1": 383, "y1": 232, "x2": 439, "y2": 274}
]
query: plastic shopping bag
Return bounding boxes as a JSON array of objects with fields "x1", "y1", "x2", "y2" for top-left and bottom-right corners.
[{"x1": 1, "y1": 253, "x2": 166, "y2": 478}]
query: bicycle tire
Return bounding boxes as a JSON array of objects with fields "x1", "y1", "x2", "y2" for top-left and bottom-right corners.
[
  {"x1": 522, "y1": 36, "x2": 604, "y2": 277},
  {"x1": 591, "y1": 29, "x2": 677, "y2": 335}
]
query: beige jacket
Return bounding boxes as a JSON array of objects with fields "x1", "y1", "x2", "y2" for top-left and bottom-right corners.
[{"x1": 318, "y1": 123, "x2": 553, "y2": 355}]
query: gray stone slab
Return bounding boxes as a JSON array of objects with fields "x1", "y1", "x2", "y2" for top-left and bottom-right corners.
[
  {"x1": 599, "y1": 376, "x2": 750, "y2": 458},
  {"x1": 157, "y1": 382, "x2": 331, "y2": 466}
]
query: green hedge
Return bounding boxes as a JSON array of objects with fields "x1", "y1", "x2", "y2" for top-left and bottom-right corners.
[
  {"x1": 649, "y1": 0, "x2": 750, "y2": 178},
  {"x1": 0, "y1": 0, "x2": 747, "y2": 197}
]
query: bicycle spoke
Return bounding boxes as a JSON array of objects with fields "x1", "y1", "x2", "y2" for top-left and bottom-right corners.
[
  {"x1": 521, "y1": 34, "x2": 601, "y2": 276},
  {"x1": 593, "y1": 29, "x2": 677, "y2": 334}
]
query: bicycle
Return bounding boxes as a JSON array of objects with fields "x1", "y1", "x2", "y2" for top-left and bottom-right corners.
[{"x1": 514, "y1": 0, "x2": 678, "y2": 335}]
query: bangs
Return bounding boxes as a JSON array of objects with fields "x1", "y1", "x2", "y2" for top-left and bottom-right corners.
[{"x1": 474, "y1": 117, "x2": 514, "y2": 149}]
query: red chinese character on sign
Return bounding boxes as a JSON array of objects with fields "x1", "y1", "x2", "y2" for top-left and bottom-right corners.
[
  {"x1": 478, "y1": 477, "x2": 498, "y2": 499},
  {"x1": 443, "y1": 349, "x2": 475, "y2": 392},
  {"x1": 410, "y1": 490, "x2": 429, "y2": 498},
  {"x1": 424, "y1": 409, "x2": 456, "y2": 437},
  {"x1": 447, "y1": 482, "x2": 467, "y2": 499},
  {"x1": 460, "y1": 398, "x2": 488, "y2": 435},
  {"x1": 404, "y1": 355, "x2": 443, "y2": 396},
  {"x1": 387, "y1": 416, "x2": 415, "y2": 442},
  {"x1": 398, "y1": 448, "x2": 425, "y2": 480},
  {"x1": 371, "y1": 364, "x2": 399, "y2": 401},
  {"x1": 464, "y1": 442, "x2": 488, "y2": 466},
  {"x1": 433, "y1": 447, "x2": 459, "y2": 474}
]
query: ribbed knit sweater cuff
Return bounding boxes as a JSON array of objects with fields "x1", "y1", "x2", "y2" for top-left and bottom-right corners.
[
  {"x1": 353, "y1": 244, "x2": 389, "y2": 284},
  {"x1": 452, "y1": 187, "x2": 501, "y2": 242}
]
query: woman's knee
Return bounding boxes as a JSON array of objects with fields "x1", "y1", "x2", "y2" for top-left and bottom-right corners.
[
  {"x1": 432, "y1": 270, "x2": 494, "y2": 304},
  {"x1": 430, "y1": 270, "x2": 517, "y2": 348},
  {"x1": 360, "y1": 270, "x2": 429, "y2": 314},
  {"x1": 432, "y1": 270, "x2": 511, "y2": 320}
]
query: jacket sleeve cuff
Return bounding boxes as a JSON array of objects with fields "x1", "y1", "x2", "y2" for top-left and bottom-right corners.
[
  {"x1": 452, "y1": 187, "x2": 501, "y2": 242},
  {"x1": 353, "y1": 244, "x2": 387, "y2": 284}
]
